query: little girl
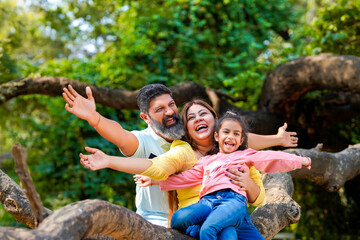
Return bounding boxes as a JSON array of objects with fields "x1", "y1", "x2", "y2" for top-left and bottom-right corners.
[{"x1": 159, "y1": 111, "x2": 311, "y2": 240}]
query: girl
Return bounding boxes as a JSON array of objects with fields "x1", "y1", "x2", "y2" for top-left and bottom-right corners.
[{"x1": 159, "y1": 111, "x2": 311, "y2": 240}]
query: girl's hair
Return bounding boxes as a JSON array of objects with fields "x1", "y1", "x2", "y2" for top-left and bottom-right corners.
[
  {"x1": 181, "y1": 99, "x2": 217, "y2": 151},
  {"x1": 211, "y1": 111, "x2": 249, "y2": 154}
]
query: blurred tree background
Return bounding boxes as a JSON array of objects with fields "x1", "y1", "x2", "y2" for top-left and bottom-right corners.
[{"x1": 1, "y1": 0, "x2": 359, "y2": 238}]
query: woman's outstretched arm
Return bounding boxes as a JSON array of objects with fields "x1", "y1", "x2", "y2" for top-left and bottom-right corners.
[{"x1": 247, "y1": 123, "x2": 298, "y2": 150}]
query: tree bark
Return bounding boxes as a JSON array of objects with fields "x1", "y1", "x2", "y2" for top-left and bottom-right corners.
[
  {"x1": 12, "y1": 144, "x2": 49, "y2": 225},
  {"x1": 0, "y1": 170, "x2": 50, "y2": 229},
  {"x1": 252, "y1": 172, "x2": 300, "y2": 240},
  {"x1": 258, "y1": 54, "x2": 360, "y2": 117},
  {"x1": 0, "y1": 199, "x2": 191, "y2": 240},
  {"x1": 288, "y1": 143, "x2": 360, "y2": 192},
  {"x1": 0, "y1": 78, "x2": 210, "y2": 110}
]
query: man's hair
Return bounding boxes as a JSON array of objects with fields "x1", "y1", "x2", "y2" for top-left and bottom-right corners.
[{"x1": 136, "y1": 84, "x2": 173, "y2": 113}]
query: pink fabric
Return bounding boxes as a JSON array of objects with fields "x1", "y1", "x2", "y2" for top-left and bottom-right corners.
[{"x1": 159, "y1": 148, "x2": 303, "y2": 200}]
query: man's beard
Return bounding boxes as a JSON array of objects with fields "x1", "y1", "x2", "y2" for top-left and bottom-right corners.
[{"x1": 150, "y1": 114, "x2": 185, "y2": 141}]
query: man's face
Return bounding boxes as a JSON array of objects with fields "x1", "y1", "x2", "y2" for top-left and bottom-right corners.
[{"x1": 146, "y1": 94, "x2": 185, "y2": 141}]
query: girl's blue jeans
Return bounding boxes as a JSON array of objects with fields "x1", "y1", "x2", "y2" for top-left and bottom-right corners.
[{"x1": 171, "y1": 189, "x2": 264, "y2": 240}]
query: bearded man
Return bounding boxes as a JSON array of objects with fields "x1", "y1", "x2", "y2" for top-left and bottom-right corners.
[{"x1": 63, "y1": 84, "x2": 184, "y2": 227}]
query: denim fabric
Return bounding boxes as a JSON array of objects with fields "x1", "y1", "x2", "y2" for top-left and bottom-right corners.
[
  {"x1": 171, "y1": 189, "x2": 263, "y2": 240},
  {"x1": 235, "y1": 213, "x2": 265, "y2": 240}
]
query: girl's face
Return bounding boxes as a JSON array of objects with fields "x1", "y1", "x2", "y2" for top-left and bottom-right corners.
[
  {"x1": 214, "y1": 119, "x2": 244, "y2": 154},
  {"x1": 186, "y1": 104, "x2": 216, "y2": 145}
]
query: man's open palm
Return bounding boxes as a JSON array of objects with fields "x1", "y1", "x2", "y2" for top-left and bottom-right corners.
[{"x1": 63, "y1": 85, "x2": 96, "y2": 122}]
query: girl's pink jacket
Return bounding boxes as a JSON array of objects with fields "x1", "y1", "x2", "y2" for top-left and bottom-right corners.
[{"x1": 159, "y1": 148, "x2": 304, "y2": 200}]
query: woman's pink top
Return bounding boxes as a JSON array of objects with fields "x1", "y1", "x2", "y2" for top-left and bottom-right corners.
[{"x1": 159, "y1": 148, "x2": 303, "y2": 200}]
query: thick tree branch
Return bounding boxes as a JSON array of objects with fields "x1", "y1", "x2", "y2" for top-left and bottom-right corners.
[
  {"x1": 288, "y1": 143, "x2": 360, "y2": 192},
  {"x1": 259, "y1": 54, "x2": 360, "y2": 116},
  {"x1": 0, "y1": 169, "x2": 48, "y2": 228},
  {"x1": 0, "y1": 200, "x2": 192, "y2": 240},
  {"x1": 0, "y1": 77, "x2": 137, "y2": 109},
  {"x1": 0, "y1": 76, "x2": 307, "y2": 138},
  {"x1": 252, "y1": 172, "x2": 300, "y2": 240},
  {"x1": 0, "y1": 78, "x2": 210, "y2": 110}
]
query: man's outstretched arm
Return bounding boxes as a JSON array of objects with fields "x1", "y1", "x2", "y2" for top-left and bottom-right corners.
[{"x1": 63, "y1": 85, "x2": 139, "y2": 156}]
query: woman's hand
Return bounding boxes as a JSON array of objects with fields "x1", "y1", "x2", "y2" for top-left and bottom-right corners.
[
  {"x1": 79, "y1": 146, "x2": 109, "y2": 171},
  {"x1": 226, "y1": 166, "x2": 260, "y2": 203},
  {"x1": 277, "y1": 123, "x2": 298, "y2": 147},
  {"x1": 133, "y1": 175, "x2": 158, "y2": 187}
]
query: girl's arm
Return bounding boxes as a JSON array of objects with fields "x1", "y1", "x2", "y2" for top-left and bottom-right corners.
[
  {"x1": 248, "y1": 123, "x2": 298, "y2": 150},
  {"x1": 80, "y1": 146, "x2": 152, "y2": 174},
  {"x1": 133, "y1": 175, "x2": 159, "y2": 187},
  {"x1": 246, "y1": 149, "x2": 310, "y2": 172}
]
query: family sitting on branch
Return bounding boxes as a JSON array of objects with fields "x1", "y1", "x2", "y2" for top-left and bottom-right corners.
[{"x1": 63, "y1": 84, "x2": 310, "y2": 240}]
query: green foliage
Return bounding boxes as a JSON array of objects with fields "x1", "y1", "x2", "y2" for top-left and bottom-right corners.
[
  {"x1": 304, "y1": 0, "x2": 360, "y2": 56},
  {"x1": 100, "y1": 0, "x2": 301, "y2": 88}
]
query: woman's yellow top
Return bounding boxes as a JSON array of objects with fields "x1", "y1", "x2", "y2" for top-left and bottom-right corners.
[{"x1": 141, "y1": 140, "x2": 265, "y2": 209}]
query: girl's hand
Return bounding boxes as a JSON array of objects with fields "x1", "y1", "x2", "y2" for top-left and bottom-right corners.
[
  {"x1": 277, "y1": 123, "x2": 298, "y2": 147},
  {"x1": 79, "y1": 146, "x2": 109, "y2": 171},
  {"x1": 134, "y1": 175, "x2": 152, "y2": 187},
  {"x1": 302, "y1": 157, "x2": 311, "y2": 170},
  {"x1": 133, "y1": 175, "x2": 158, "y2": 187},
  {"x1": 226, "y1": 166, "x2": 252, "y2": 191}
]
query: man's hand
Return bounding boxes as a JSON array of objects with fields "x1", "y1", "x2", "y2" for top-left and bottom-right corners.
[
  {"x1": 63, "y1": 85, "x2": 99, "y2": 126},
  {"x1": 277, "y1": 123, "x2": 298, "y2": 147},
  {"x1": 80, "y1": 146, "x2": 109, "y2": 171}
]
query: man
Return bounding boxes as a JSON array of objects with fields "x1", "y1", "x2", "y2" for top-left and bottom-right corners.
[{"x1": 63, "y1": 84, "x2": 185, "y2": 227}]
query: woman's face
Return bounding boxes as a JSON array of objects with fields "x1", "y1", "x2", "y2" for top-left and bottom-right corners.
[{"x1": 186, "y1": 104, "x2": 216, "y2": 145}]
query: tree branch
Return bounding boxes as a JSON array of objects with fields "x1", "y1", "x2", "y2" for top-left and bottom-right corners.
[
  {"x1": 0, "y1": 200, "x2": 192, "y2": 240},
  {"x1": 259, "y1": 54, "x2": 360, "y2": 116},
  {"x1": 12, "y1": 144, "x2": 49, "y2": 226},
  {"x1": 288, "y1": 143, "x2": 360, "y2": 192},
  {"x1": 251, "y1": 172, "x2": 300, "y2": 240},
  {"x1": 0, "y1": 169, "x2": 45, "y2": 228},
  {"x1": 0, "y1": 78, "x2": 211, "y2": 110}
]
